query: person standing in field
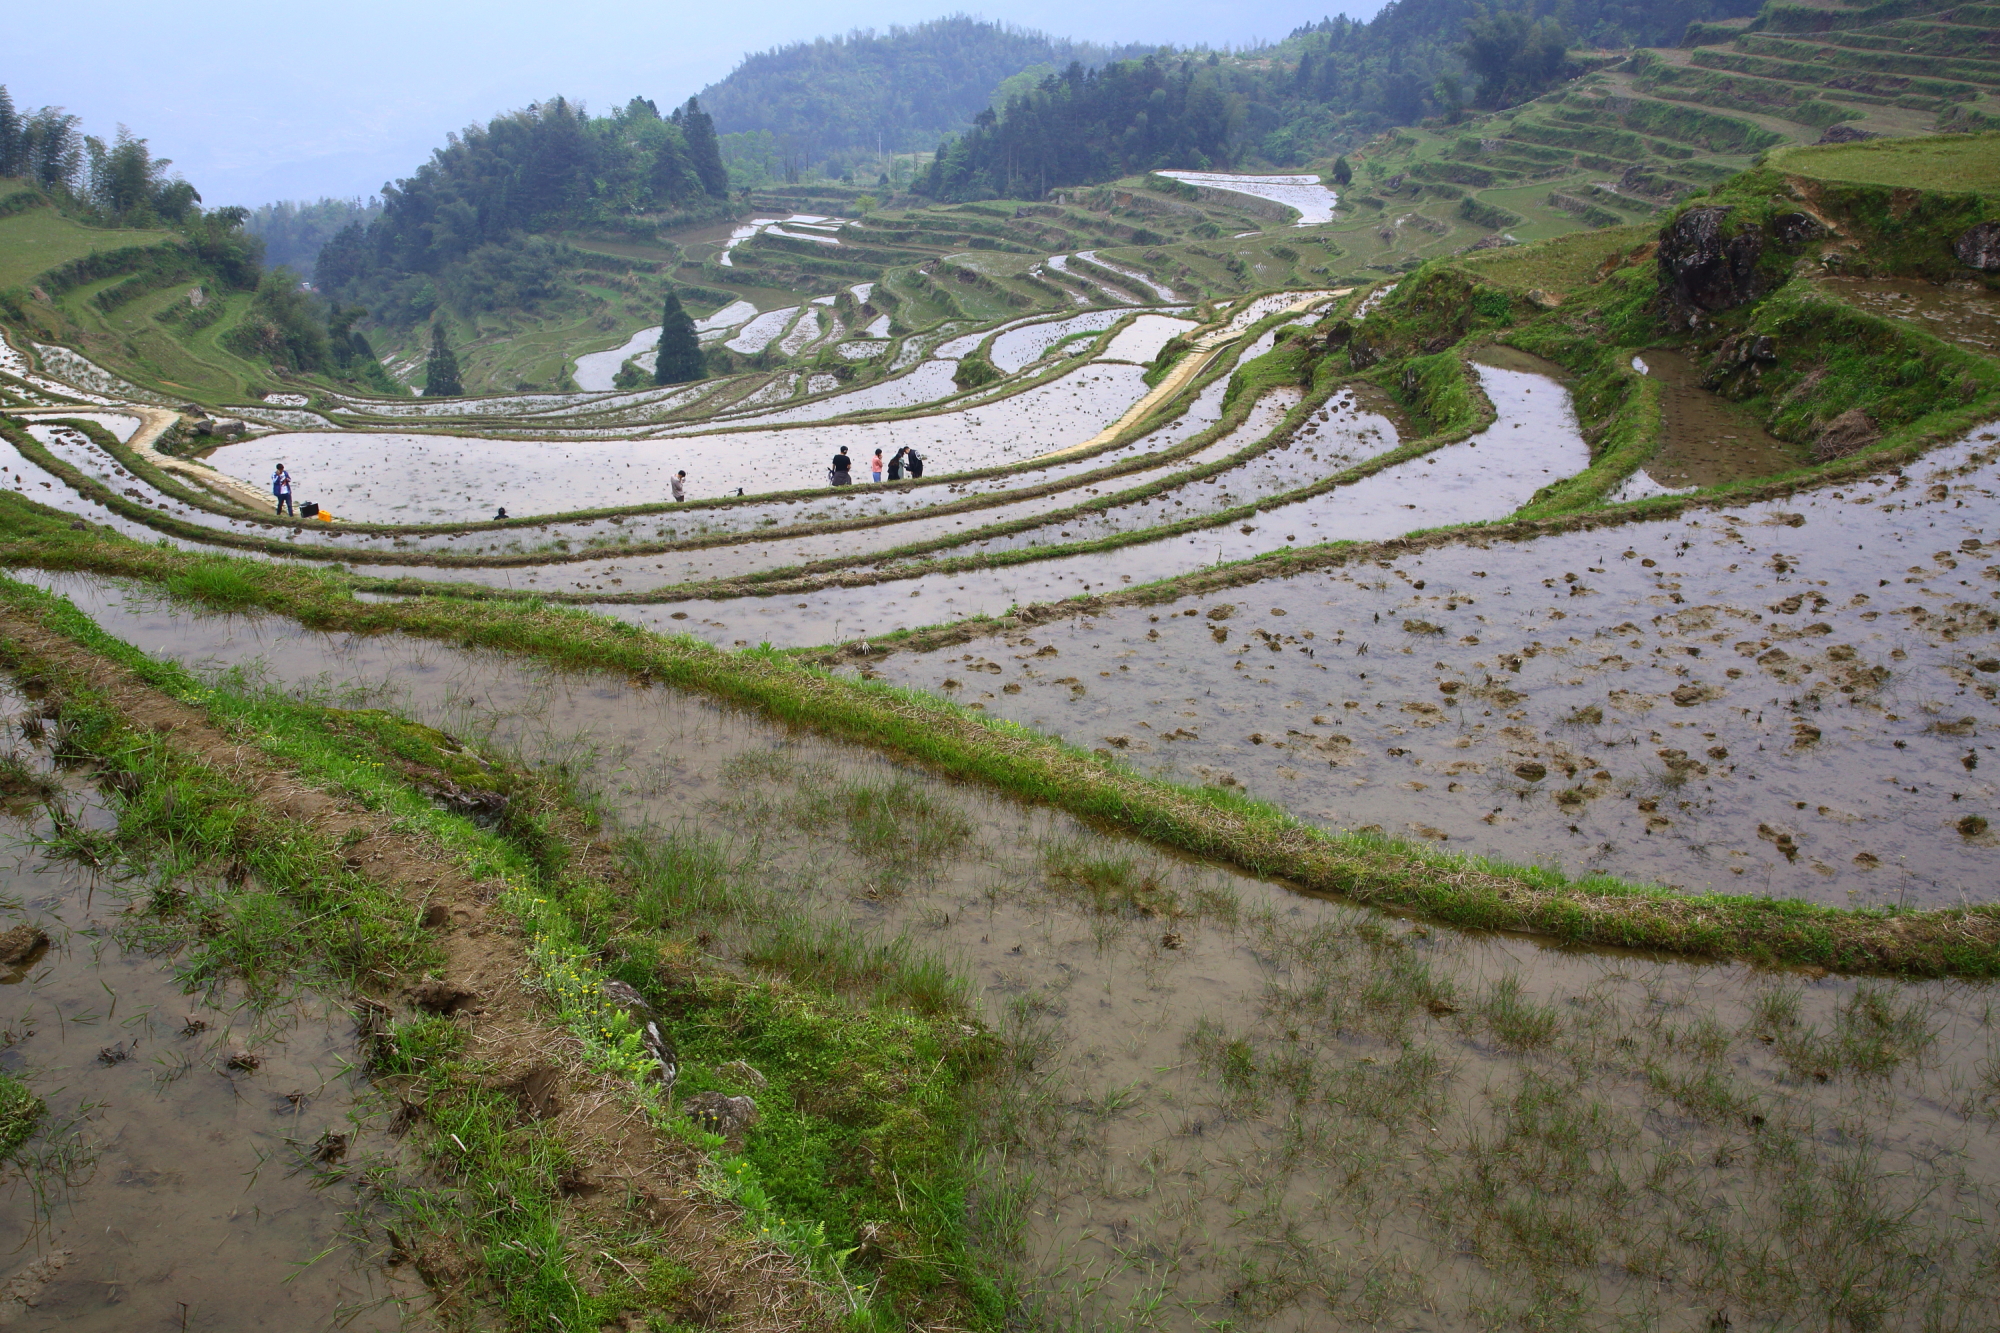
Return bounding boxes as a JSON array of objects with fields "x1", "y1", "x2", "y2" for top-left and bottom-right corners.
[
  {"x1": 272, "y1": 464, "x2": 294, "y2": 517},
  {"x1": 906, "y1": 446, "x2": 924, "y2": 479},
  {"x1": 671, "y1": 471, "x2": 687, "y2": 502},
  {"x1": 871, "y1": 449, "x2": 884, "y2": 482},
  {"x1": 887, "y1": 447, "x2": 906, "y2": 481},
  {"x1": 831, "y1": 446, "x2": 853, "y2": 486}
]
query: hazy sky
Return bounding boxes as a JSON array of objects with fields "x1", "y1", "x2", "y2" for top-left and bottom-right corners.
[{"x1": 5, "y1": 0, "x2": 1385, "y2": 208}]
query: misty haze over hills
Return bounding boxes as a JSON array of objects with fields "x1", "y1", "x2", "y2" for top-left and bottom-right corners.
[{"x1": 5, "y1": 0, "x2": 1380, "y2": 206}]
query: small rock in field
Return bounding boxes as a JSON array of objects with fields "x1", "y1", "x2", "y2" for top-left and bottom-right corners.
[{"x1": 685, "y1": 1091, "x2": 759, "y2": 1137}]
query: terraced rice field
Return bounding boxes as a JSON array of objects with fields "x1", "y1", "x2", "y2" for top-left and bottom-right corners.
[{"x1": 9, "y1": 142, "x2": 2000, "y2": 1325}]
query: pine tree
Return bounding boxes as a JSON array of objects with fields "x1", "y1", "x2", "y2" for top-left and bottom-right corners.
[
  {"x1": 422, "y1": 321, "x2": 462, "y2": 397},
  {"x1": 0, "y1": 87, "x2": 20, "y2": 180},
  {"x1": 673, "y1": 98, "x2": 729, "y2": 198},
  {"x1": 653, "y1": 292, "x2": 704, "y2": 385}
]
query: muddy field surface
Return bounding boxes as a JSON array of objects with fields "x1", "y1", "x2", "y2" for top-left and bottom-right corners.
[
  {"x1": 860, "y1": 424, "x2": 2000, "y2": 907},
  {"x1": 13, "y1": 580, "x2": 2000, "y2": 1332},
  {"x1": 1824, "y1": 276, "x2": 2000, "y2": 356},
  {"x1": 1621, "y1": 350, "x2": 1807, "y2": 494},
  {"x1": 0, "y1": 758, "x2": 410, "y2": 1330}
]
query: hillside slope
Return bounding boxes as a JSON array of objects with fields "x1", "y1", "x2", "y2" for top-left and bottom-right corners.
[{"x1": 696, "y1": 17, "x2": 1152, "y2": 174}]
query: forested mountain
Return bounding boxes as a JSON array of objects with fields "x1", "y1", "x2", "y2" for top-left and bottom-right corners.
[
  {"x1": 696, "y1": 16, "x2": 1152, "y2": 176},
  {"x1": 245, "y1": 198, "x2": 381, "y2": 277},
  {"x1": 919, "y1": 0, "x2": 1760, "y2": 199},
  {"x1": 314, "y1": 95, "x2": 729, "y2": 326}
]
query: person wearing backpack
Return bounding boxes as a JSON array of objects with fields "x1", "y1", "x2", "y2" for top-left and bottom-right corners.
[
  {"x1": 905, "y1": 447, "x2": 924, "y2": 479},
  {"x1": 272, "y1": 464, "x2": 294, "y2": 517}
]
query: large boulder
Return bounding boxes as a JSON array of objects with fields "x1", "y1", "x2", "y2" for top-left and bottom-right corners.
[
  {"x1": 1953, "y1": 221, "x2": 2000, "y2": 272},
  {"x1": 1657, "y1": 207, "x2": 1765, "y2": 329}
]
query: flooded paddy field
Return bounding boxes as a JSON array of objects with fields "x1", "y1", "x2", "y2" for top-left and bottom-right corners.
[
  {"x1": 578, "y1": 355, "x2": 1590, "y2": 645},
  {"x1": 1823, "y1": 277, "x2": 2000, "y2": 357},
  {"x1": 0, "y1": 718, "x2": 411, "y2": 1329},
  {"x1": 863, "y1": 424, "x2": 2000, "y2": 909},
  {"x1": 1619, "y1": 350, "x2": 1808, "y2": 496},
  {"x1": 209, "y1": 360, "x2": 1161, "y2": 521},
  {"x1": 23, "y1": 577, "x2": 2000, "y2": 1333}
]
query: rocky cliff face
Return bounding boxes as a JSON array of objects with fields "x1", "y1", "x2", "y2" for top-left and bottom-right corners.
[
  {"x1": 1656, "y1": 206, "x2": 1766, "y2": 330},
  {"x1": 1953, "y1": 221, "x2": 2000, "y2": 272}
]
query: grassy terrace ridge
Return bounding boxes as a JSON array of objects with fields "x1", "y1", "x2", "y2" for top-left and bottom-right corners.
[
  {"x1": 0, "y1": 198, "x2": 179, "y2": 293},
  {"x1": 0, "y1": 508, "x2": 1991, "y2": 976},
  {"x1": 0, "y1": 571, "x2": 1000, "y2": 1330},
  {"x1": 0, "y1": 296, "x2": 1321, "y2": 573},
  {"x1": 1765, "y1": 130, "x2": 2000, "y2": 190}
]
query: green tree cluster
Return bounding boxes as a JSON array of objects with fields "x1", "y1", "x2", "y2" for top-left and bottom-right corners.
[
  {"x1": 920, "y1": 56, "x2": 1237, "y2": 201},
  {"x1": 919, "y1": 0, "x2": 1756, "y2": 190},
  {"x1": 695, "y1": 17, "x2": 1150, "y2": 178},
  {"x1": 314, "y1": 95, "x2": 728, "y2": 322},
  {"x1": 0, "y1": 87, "x2": 201, "y2": 225}
]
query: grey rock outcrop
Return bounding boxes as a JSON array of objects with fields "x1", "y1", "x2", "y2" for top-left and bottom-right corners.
[
  {"x1": 1658, "y1": 207, "x2": 1765, "y2": 329},
  {"x1": 1953, "y1": 222, "x2": 2000, "y2": 272}
]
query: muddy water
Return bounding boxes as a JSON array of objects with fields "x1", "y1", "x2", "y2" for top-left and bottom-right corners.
[
  {"x1": 1623, "y1": 349, "x2": 1807, "y2": 492},
  {"x1": 23, "y1": 578, "x2": 1999, "y2": 1333},
  {"x1": 1825, "y1": 276, "x2": 2000, "y2": 355},
  {"x1": 582, "y1": 358, "x2": 1591, "y2": 647},
  {"x1": 573, "y1": 326, "x2": 660, "y2": 391},
  {"x1": 948, "y1": 385, "x2": 1399, "y2": 559},
  {"x1": 1096, "y1": 315, "x2": 1198, "y2": 364},
  {"x1": 0, "y1": 769, "x2": 408, "y2": 1328},
  {"x1": 866, "y1": 424, "x2": 2000, "y2": 908},
  {"x1": 991, "y1": 311, "x2": 1126, "y2": 372},
  {"x1": 1074, "y1": 252, "x2": 1176, "y2": 302}
]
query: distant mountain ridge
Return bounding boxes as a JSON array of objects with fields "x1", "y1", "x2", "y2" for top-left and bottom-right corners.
[{"x1": 696, "y1": 15, "x2": 1154, "y2": 172}]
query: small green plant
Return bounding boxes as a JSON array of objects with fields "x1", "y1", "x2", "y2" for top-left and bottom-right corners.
[{"x1": 0, "y1": 1071, "x2": 43, "y2": 1157}]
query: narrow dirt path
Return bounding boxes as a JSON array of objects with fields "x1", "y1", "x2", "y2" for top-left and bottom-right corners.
[{"x1": 14, "y1": 404, "x2": 276, "y2": 512}]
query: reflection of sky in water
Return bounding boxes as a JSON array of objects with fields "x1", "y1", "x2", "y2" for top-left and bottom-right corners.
[
  {"x1": 585, "y1": 360, "x2": 1590, "y2": 645},
  {"x1": 212, "y1": 362, "x2": 1159, "y2": 521}
]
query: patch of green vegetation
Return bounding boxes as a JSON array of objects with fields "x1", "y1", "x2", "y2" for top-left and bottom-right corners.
[
  {"x1": 0, "y1": 1069, "x2": 43, "y2": 1157},
  {"x1": 0, "y1": 572, "x2": 1004, "y2": 1330},
  {"x1": 0, "y1": 204, "x2": 177, "y2": 292},
  {"x1": 1768, "y1": 131, "x2": 2000, "y2": 192}
]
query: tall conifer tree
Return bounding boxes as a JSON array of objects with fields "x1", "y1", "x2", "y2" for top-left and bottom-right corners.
[
  {"x1": 0, "y1": 87, "x2": 20, "y2": 180},
  {"x1": 653, "y1": 292, "x2": 704, "y2": 385},
  {"x1": 672, "y1": 98, "x2": 730, "y2": 198},
  {"x1": 422, "y1": 321, "x2": 462, "y2": 397}
]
